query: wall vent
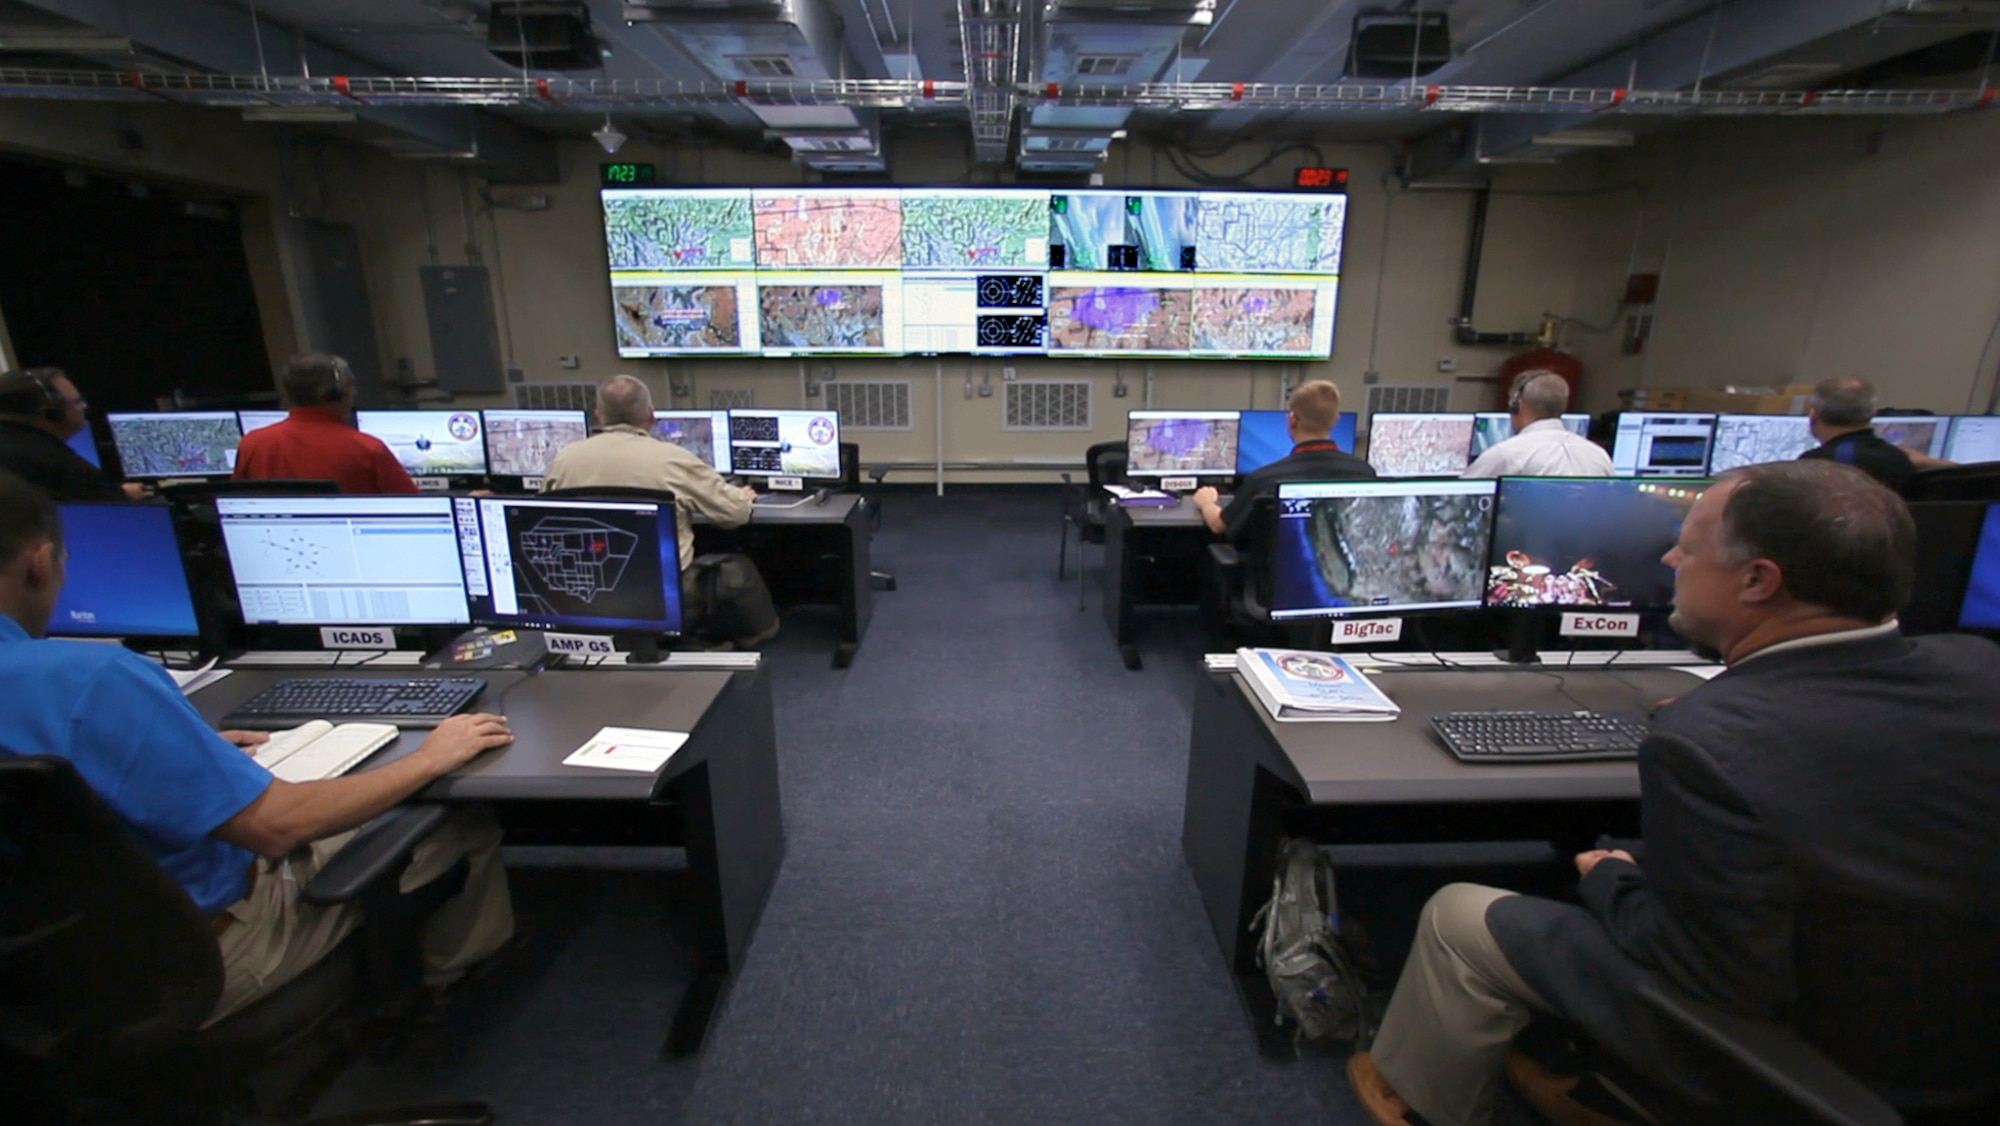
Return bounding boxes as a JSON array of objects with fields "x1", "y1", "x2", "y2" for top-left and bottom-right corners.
[
  {"x1": 1074, "y1": 54, "x2": 1136, "y2": 76},
  {"x1": 709, "y1": 387, "x2": 754, "y2": 410},
  {"x1": 513, "y1": 381, "x2": 597, "y2": 412},
  {"x1": 730, "y1": 54, "x2": 797, "y2": 77},
  {"x1": 1004, "y1": 380, "x2": 1092, "y2": 430},
  {"x1": 825, "y1": 380, "x2": 912, "y2": 430},
  {"x1": 1365, "y1": 384, "x2": 1453, "y2": 416}
]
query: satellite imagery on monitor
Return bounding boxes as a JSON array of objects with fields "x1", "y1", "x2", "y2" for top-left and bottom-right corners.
[
  {"x1": 1047, "y1": 287, "x2": 1192, "y2": 352},
  {"x1": 653, "y1": 415, "x2": 720, "y2": 466},
  {"x1": 487, "y1": 415, "x2": 587, "y2": 477},
  {"x1": 615, "y1": 284, "x2": 743, "y2": 351},
  {"x1": 753, "y1": 195, "x2": 903, "y2": 269},
  {"x1": 1128, "y1": 417, "x2": 1238, "y2": 473},
  {"x1": 603, "y1": 194, "x2": 754, "y2": 270},
  {"x1": 1274, "y1": 491, "x2": 1492, "y2": 613},
  {"x1": 759, "y1": 285, "x2": 885, "y2": 349},
  {"x1": 1191, "y1": 288, "x2": 1316, "y2": 354},
  {"x1": 1370, "y1": 417, "x2": 1476, "y2": 476},
  {"x1": 109, "y1": 416, "x2": 241, "y2": 476}
]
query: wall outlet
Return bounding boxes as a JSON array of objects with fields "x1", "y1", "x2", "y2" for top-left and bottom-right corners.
[
  {"x1": 1112, "y1": 381, "x2": 1128, "y2": 397},
  {"x1": 1363, "y1": 370, "x2": 1382, "y2": 385},
  {"x1": 1437, "y1": 358, "x2": 1458, "y2": 373},
  {"x1": 505, "y1": 366, "x2": 525, "y2": 383},
  {"x1": 1001, "y1": 365, "x2": 1016, "y2": 381},
  {"x1": 558, "y1": 355, "x2": 580, "y2": 369}
]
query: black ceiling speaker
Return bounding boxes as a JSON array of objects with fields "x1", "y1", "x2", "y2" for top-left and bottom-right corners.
[
  {"x1": 487, "y1": 1, "x2": 600, "y2": 72},
  {"x1": 1350, "y1": 11, "x2": 1452, "y2": 79}
]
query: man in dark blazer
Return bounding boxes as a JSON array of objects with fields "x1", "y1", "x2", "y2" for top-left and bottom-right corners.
[
  {"x1": 1189, "y1": 378, "x2": 1374, "y2": 545},
  {"x1": 1348, "y1": 459, "x2": 2000, "y2": 1126}
]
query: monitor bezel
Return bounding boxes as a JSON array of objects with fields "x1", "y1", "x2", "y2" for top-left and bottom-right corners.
[
  {"x1": 723, "y1": 408, "x2": 843, "y2": 480},
  {"x1": 1267, "y1": 477, "x2": 1498, "y2": 620},
  {"x1": 460, "y1": 496, "x2": 684, "y2": 637},
  {"x1": 353, "y1": 408, "x2": 493, "y2": 478},
  {"x1": 478, "y1": 408, "x2": 591, "y2": 480},
  {"x1": 48, "y1": 501, "x2": 206, "y2": 644},
  {"x1": 1362, "y1": 411, "x2": 1479, "y2": 478},
  {"x1": 1705, "y1": 413, "x2": 1818, "y2": 473},
  {"x1": 1123, "y1": 408, "x2": 1243, "y2": 479},
  {"x1": 1483, "y1": 475, "x2": 1713, "y2": 612},
  {"x1": 1608, "y1": 411, "x2": 1718, "y2": 479},
  {"x1": 103, "y1": 410, "x2": 246, "y2": 480},
  {"x1": 652, "y1": 408, "x2": 735, "y2": 474},
  {"x1": 215, "y1": 494, "x2": 474, "y2": 631}
]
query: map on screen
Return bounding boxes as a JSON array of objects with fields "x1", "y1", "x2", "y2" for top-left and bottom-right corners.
[
  {"x1": 1196, "y1": 193, "x2": 1346, "y2": 274},
  {"x1": 753, "y1": 192, "x2": 902, "y2": 269},
  {"x1": 1192, "y1": 288, "x2": 1317, "y2": 354},
  {"x1": 615, "y1": 284, "x2": 745, "y2": 352},
  {"x1": 603, "y1": 192, "x2": 754, "y2": 270},
  {"x1": 1126, "y1": 411, "x2": 1240, "y2": 477},
  {"x1": 1047, "y1": 287, "x2": 1192, "y2": 353},
  {"x1": 759, "y1": 285, "x2": 886, "y2": 350},
  {"x1": 901, "y1": 192, "x2": 1050, "y2": 269}
]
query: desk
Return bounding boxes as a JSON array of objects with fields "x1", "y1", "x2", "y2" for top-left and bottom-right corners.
[
  {"x1": 1101, "y1": 498, "x2": 1210, "y2": 670},
  {"x1": 694, "y1": 493, "x2": 873, "y2": 668},
  {"x1": 1180, "y1": 662, "x2": 1705, "y2": 1053},
  {"x1": 190, "y1": 666, "x2": 785, "y2": 1057}
]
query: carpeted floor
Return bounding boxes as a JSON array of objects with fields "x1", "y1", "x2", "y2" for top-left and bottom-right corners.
[{"x1": 315, "y1": 485, "x2": 1564, "y2": 1124}]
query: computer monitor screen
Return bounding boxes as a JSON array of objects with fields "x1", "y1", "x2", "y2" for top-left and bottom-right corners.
[
  {"x1": 105, "y1": 411, "x2": 244, "y2": 478},
  {"x1": 237, "y1": 409, "x2": 289, "y2": 434},
  {"x1": 354, "y1": 410, "x2": 489, "y2": 477},
  {"x1": 458, "y1": 497, "x2": 682, "y2": 634},
  {"x1": 1125, "y1": 410, "x2": 1241, "y2": 477},
  {"x1": 1235, "y1": 410, "x2": 1358, "y2": 474},
  {"x1": 481, "y1": 409, "x2": 589, "y2": 478},
  {"x1": 1871, "y1": 416, "x2": 1951, "y2": 459},
  {"x1": 725, "y1": 409, "x2": 841, "y2": 478},
  {"x1": 1610, "y1": 412, "x2": 1715, "y2": 478},
  {"x1": 1270, "y1": 479, "x2": 1497, "y2": 619},
  {"x1": 216, "y1": 496, "x2": 470, "y2": 626},
  {"x1": 1365, "y1": 413, "x2": 1476, "y2": 477},
  {"x1": 1707, "y1": 414, "x2": 1818, "y2": 473},
  {"x1": 66, "y1": 425, "x2": 102, "y2": 468},
  {"x1": 1469, "y1": 413, "x2": 1591, "y2": 458},
  {"x1": 49, "y1": 504, "x2": 201, "y2": 639},
  {"x1": 1958, "y1": 504, "x2": 2000, "y2": 630},
  {"x1": 1943, "y1": 415, "x2": 2000, "y2": 465},
  {"x1": 1486, "y1": 477, "x2": 1710, "y2": 609},
  {"x1": 652, "y1": 409, "x2": 733, "y2": 473}
]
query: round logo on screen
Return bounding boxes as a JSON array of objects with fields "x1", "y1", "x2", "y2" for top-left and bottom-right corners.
[
  {"x1": 807, "y1": 416, "x2": 835, "y2": 445},
  {"x1": 447, "y1": 412, "x2": 481, "y2": 441}
]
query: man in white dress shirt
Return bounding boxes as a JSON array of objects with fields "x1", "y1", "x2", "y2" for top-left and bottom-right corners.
[{"x1": 1463, "y1": 370, "x2": 1613, "y2": 479}]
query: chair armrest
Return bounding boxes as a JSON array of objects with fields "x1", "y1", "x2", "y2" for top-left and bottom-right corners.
[
  {"x1": 1635, "y1": 981, "x2": 1903, "y2": 1126},
  {"x1": 1207, "y1": 543, "x2": 1242, "y2": 569},
  {"x1": 301, "y1": 805, "x2": 450, "y2": 907}
]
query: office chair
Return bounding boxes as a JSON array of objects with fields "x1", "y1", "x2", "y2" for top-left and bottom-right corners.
[
  {"x1": 1058, "y1": 441, "x2": 1127, "y2": 610},
  {"x1": 1201, "y1": 495, "x2": 1317, "y2": 650},
  {"x1": 837, "y1": 440, "x2": 896, "y2": 593},
  {"x1": 1902, "y1": 462, "x2": 2000, "y2": 502},
  {"x1": 0, "y1": 755, "x2": 493, "y2": 1126}
]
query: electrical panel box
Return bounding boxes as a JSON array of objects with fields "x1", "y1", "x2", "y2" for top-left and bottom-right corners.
[{"x1": 420, "y1": 266, "x2": 506, "y2": 394}]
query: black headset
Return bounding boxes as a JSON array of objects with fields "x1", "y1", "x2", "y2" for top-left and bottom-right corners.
[
  {"x1": 0, "y1": 368, "x2": 69, "y2": 422},
  {"x1": 322, "y1": 359, "x2": 354, "y2": 403}
]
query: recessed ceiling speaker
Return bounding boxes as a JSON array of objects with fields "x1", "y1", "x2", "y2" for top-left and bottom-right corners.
[
  {"x1": 1350, "y1": 11, "x2": 1452, "y2": 79},
  {"x1": 487, "y1": 1, "x2": 600, "y2": 72}
]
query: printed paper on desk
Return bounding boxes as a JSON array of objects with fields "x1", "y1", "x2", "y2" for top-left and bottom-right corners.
[{"x1": 562, "y1": 726, "x2": 691, "y2": 773}]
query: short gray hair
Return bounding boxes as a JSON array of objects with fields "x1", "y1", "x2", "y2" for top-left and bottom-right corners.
[
  {"x1": 1712, "y1": 459, "x2": 1914, "y2": 621},
  {"x1": 1810, "y1": 377, "x2": 1876, "y2": 428},
  {"x1": 1512, "y1": 370, "x2": 1570, "y2": 419},
  {"x1": 596, "y1": 374, "x2": 654, "y2": 428}
]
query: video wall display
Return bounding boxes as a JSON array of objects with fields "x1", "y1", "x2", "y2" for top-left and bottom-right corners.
[{"x1": 601, "y1": 187, "x2": 1345, "y2": 360}]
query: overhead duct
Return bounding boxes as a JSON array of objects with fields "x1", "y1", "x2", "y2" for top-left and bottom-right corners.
[
  {"x1": 624, "y1": 0, "x2": 866, "y2": 145},
  {"x1": 959, "y1": 0, "x2": 1022, "y2": 165},
  {"x1": 1349, "y1": 10, "x2": 1451, "y2": 80},
  {"x1": 1022, "y1": 0, "x2": 1209, "y2": 173},
  {"x1": 486, "y1": 1, "x2": 601, "y2": 72}
]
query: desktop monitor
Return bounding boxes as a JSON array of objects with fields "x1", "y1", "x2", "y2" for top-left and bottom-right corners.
[
  {"x1": 1269, "y1": 479, "x2": 1497, "y2": 619},
  {"x1": 1871, "y1": 416, "x2": 1951, "y2": 460},
  {"x1": 1610, "y1": 412, "x2": 1716, "y2": 478},
  {"x1": 1707, "y1": 414, "x2": 1818, "y2": 473},
  {"x1": 457, "y1": 496, "x2": 683, "y2": 635},
  {"x1": 1236, "y1": 410, "x2": 1358, "y2": 475},
  {"x1": 237, "y1": 409, "x2": 289, "y2": 434},
  {"x1": 653, "y1": 409, "x2": 733, "y2": 474},
  {"x1": 105, "y1": 411, "x2": 245, "y2": 478},
  {"x1": 66, "y1": 425, "x2": 102, "y2": 467},
  {"x1": 482, "y1": 409, "x2": 590, "y2": 478},
  {"x1": 1469, "y1": 413, "x2": 1591, "y2": 458},
  {"x1": 1486, "y1": 477, "x2": 1711, "y2": 609},
  {"x1": 216, "y1": 495, "x2": 471, "y2": 627},
  {"x1": 49, "y1": 503, "x2": 201, "y2": 640},
  {"x1": 1365, "y1": 413, "x2": 1476, "y2": 477},
  {"x1": 725, "y1": 409, "x2": 841, "y2": 479},
  {"x1": 1943, "y1": 416, "x2": 2000, "y2": 464},
  {"x1": 354, "y1": 410, "x2": 489, "y2": 477},
  {"x1": 1125, "y1": 410, "x2": 1242, "y2": 478},
  {"x1": 1958, "y1": 504, "x2": 2000, "y2": 630}
]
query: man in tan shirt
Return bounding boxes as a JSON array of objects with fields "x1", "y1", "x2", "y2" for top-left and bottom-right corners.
[{"x1": 543, "y1": 375, "x2": 776, "y2": 647}]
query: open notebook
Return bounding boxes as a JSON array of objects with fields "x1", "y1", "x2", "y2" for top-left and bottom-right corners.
[{"x1": 250, "y1": 721, "x2": 400, "y2": 783}]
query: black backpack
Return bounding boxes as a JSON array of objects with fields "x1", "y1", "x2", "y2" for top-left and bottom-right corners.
[{"x1": 1249, "y1": 837, "x2": 1379, "y2": 1049}]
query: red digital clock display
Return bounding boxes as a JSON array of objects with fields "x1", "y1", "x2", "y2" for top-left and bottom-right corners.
[{"x1": 1294, "y1": 167, "x2": 1349, "y2": 190}]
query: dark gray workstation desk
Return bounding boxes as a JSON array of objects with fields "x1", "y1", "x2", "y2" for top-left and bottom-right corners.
[
  {"x1": 1181, "y1": 660, "x2": 1708, "y2": 1053},
  {"x1": 1101, "y1": 497, "x2": 1209, "y2": 670},
  {"x1": 694, "y1": 492, "x2": 873, "y2": 668},
  {"x1": 190, "y1": 665, "x2": 785, "y2": 1057}
]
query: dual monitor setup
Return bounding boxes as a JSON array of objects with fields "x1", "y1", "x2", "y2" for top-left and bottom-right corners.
[
  {"x1": 48, "y1": 494, "x2": 686, "y2": 650},
  {"x1": 1125, "y1": 409, "x2": 1360, "y2": 479},
  {"x1": 96, "y1": 407, "x2": 844, "y2": 486}
]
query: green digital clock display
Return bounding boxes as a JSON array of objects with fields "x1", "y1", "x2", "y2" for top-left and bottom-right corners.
[{"x1": 599, "y1": 162, "x2": 656, "y2": 186}]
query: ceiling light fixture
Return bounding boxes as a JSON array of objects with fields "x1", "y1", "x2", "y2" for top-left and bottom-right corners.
[{"x1": 593, "y1": 114, "x2": 627, "y2": 154}]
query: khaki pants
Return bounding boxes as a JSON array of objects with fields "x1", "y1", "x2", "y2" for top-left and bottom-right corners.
[
  {"x1": 1371, "y1": 883, "x2": 1551, "y2": 1126},
  {"x1": 206, "y1": 805, "x2": 515, "y2": 1027}
]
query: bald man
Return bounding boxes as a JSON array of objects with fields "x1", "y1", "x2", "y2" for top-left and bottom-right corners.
[{"x1": 1797, "y1": 377, "x2": 1915, "y2": 493}]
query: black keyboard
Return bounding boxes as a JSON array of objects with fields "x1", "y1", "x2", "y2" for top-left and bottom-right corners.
[
  {"x1": 1430, "y1": 710, "x2": 1650, "y2": 764},
  {"x1": 221, "y1": 677, "x2": 487, "y2": 730}
]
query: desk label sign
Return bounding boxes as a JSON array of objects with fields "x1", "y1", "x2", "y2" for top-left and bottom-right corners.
[
  {"x1": 545, "y1": 632, "x2": 616, "y2": 656},
  {"x1": 769, "y1": 475, "x2": 803, "y2": 492},
  {"x1": 414, "y1": 477, "x2": 451, "y2": 493},
  {"x1": 1559, "y1": 612, "x2": 1641, "y2": 638},
  {"x1": 320, "y1": 626, "x2": 394, "y2": 650},
  {"x1": 522, "y1": 476, "x2": 545, "y2": 492},
  {"x1": 1160, "y1": 475, "x2": 1197, "y2": 492},
  {"x1": 1327, "y1": 617, "x2": 1403, "y2": 645}
]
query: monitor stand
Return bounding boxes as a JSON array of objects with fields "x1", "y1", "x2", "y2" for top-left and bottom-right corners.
[
  {"x1": 1496, "y1": 609, "x2": 1549, "y2": 665},
  {"x1": 618, "y1": 632, "x2": 664, "y2": 665}
]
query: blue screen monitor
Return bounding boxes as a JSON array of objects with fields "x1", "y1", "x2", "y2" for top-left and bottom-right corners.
[
  {"x1": 653, "y1": 409, "x2": 732, "y2": 473},
  {"x1": 1958, "y1": 504, "x2": 2000, "y2": 630},
  {"x1": 105, "y1": 410, "x2": 245, "y2": 478},
  {"x1": 50, "y1": 503, "x2": 201, "y2": 639},
  {"x1": 1125, "y1": 410, "x2": 1241, "y2": 478},
  {"x1": 458, "y1": 497, "x2": 682, "y2": 635},
  {"x1": 1270, "y1": 479, "x2": 1497, "y2": 619},
  {"x1": 217, "y1": 496, "x2": 471, "y2": 627},
  {"x1": 1469, "y1": 412, "x2": 1591, "y2": 458},
  {"x1": 1486, "y1": 477, "x2": 1711, "y2": 609},
  {"x1": 66, "y1": 425, "x2": 102, "y2": 468},
  {"x1": 1236, "y1": 410, "x2": 1358, "y2": 474}
]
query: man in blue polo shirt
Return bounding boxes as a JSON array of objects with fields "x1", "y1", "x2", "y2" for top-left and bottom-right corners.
[{"x1": 0, "y1": 470, "x2": 516, "y2": 1024}]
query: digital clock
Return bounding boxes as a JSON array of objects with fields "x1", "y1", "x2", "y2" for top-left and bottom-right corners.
[
  {"x1": 599, "y1": 162, "x2": 657, "y2": 186},
  {"x1": 1293, "y1": 167, "x2": 1349, "y2": 190}
]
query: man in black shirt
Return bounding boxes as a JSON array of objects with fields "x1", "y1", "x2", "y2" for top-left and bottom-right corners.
[
  {"x1": 1191, "y1": 378, "x2": 1374, "y2": 543},
  {"x1": 1797, "y1": 376, "x2": 1915, "y2": 493},
  {"x1": 0, "y1": 367, "x2": 135, "y2": 501}
]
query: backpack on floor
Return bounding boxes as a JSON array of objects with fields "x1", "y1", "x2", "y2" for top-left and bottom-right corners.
[
  {"x1": 684, "y1": 552, "x2": 778, "y2": 643},
  {"x1": 1250, "y1": 837, "x2": 1378, "y2": 1050}
]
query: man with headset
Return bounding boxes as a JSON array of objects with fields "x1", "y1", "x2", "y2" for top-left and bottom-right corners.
[
  {"x1": 234, "y1": 352, "x2": 418, "y2": 494},
  {"x1": 0, "y1": 366, "x2": 143, "y2": 501},
  {"x1": 1463, "y1": 369, "x2": 1613, "y2": 479}
]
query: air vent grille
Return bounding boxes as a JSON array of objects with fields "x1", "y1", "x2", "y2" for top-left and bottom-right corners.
[
  {"x1": 1004, "y1": 380, "x2": 1091, "y2": 430},
  {"x1": 1074, "y1": 54, "x2": 1136, "y2": 76},
  {"x1": 824, "y1": 380, "x2": 912, "y2": 430},
  {"x1": 1366, "y1": 384, "x2": 1454, "y2": 415},
  {"x1": 731, "y1": 54, "x2": 797, "y2": 77},
  {"x1": 709, "y1": 387, "x2": 754, "y2": 410},
  {"x1": 513, "y1": 381, "x2": 597, "y2": 412}
]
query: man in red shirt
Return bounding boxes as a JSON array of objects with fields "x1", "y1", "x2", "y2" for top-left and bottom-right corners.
[{"x1": 234, "y1": 353, "x2": 417, "y2": 495}]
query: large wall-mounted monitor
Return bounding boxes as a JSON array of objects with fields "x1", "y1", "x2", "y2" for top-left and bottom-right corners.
[
  {"x1": 1366, "y1": 413, "x2": 1477, "y2": 477},
  {"x1": 726, "y1": 409, "x2": 842, "y2": 479},
  {"x1": 1611, "y1": 412, "x2": 1716, "y2": 478},
  {"x1": 49, "y1": 503, "x2": 202, "y2": 640},
  {"x1": 355, "y1": 410, "x2": 489, "y2": 477},
  {"x1": 1237, "y1": 410, "x2": 1358, "y2": 475},
  {"x1": 1125, "y1": 410, "x2": 1241, "y2": 478},
  {"x1": 105, "y1": 411, "x2": 244, "y2": 478},
  {"x1": 216, "y1": 496, "x2": 471, "y2": 627},
  {"x1": 458, "y1": 497, "x2": 682, "y2": 636},
  {"x1": 1486, "y1": 477, "x2": 1710, "y2": 609},
  {"x1": 1270, "y1": 479, "x2": 1496, "y2": 619},
  {"x1": 600, "y1": 187, "x2": 1344, "y2": 360},
  {"x1": 1707, "y1": 414, "x2": 1817, "y2": 473},
  {"x1": 653, "y1": 409, "x2": 733, "y2": 473}
]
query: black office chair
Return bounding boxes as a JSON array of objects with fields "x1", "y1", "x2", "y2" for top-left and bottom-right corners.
[
  {"x1": 1058, "y1": 441, "x2": 1127, "y2": 610},
  {"x1": 1902, "y1": 462, "x2": 2000, "y2": 502},
  {"x1": 1202, "y1": 495, "x2": 1316, "y2": 650},
  {"x1": 839, "y1": 440, "x2": 896, "y2": 593},
  {"x1": 0, "y1": 756, "x2": 492, "y2": 1126}
]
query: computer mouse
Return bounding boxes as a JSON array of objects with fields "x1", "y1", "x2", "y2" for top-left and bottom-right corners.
[{"x1": 812, "y1": 487, "x2": 831, "y2": 506}]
